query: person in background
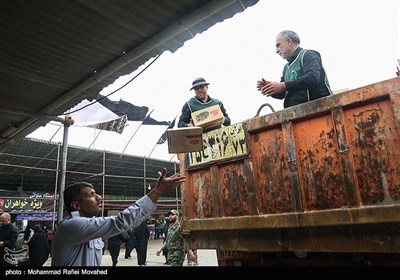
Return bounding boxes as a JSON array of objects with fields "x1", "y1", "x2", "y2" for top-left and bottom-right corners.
[
  {"x1": 124, "y1": 228, "x2": 135, "y2": 260},
  {"x1": 23, "y1": 221, "x2": 35, "y2": 243},
  {"x1": 178, "y1": 77, "x2": 231, "y2": 133},
  {"x1": 257, "y1": 30, "x2": 332, "y2": 108},
  {"x1": 51, "y1": 167, "x2": 185, "y2": 266},
  {"x1": 156, "y1": 209, "x2": 196, "y2": 266},
  {"x1": 0, "y1": 213, "x2": 19, "y2": 267},
  {"x1": 43, "y1": 224, "x2": 53, "y2": 257},
  {"x1": 161, "y1": 216, "x2": 170, "y2": 264},
  {"x1": 19, "y1": 224, "x2": 50, "y2": 266},
  {"x1": 133, "y1": 219, "x2": 150, "y2": 266},
  {"x1": 187, "y1": 249, "x2": 198, "y2": 266},
  {"x1": 107, "y1": 233, "x2": 125, "y2": 267},
  {"x1": 154, "y1": 217, "x2": 162, "y2": 240}
]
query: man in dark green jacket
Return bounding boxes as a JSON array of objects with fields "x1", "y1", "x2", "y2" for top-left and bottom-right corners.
[{"x1": 257, "y1": 30, "x2": 332, "y2": 108}]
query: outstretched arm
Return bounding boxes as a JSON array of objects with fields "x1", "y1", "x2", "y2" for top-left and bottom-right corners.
[{"x1": 147, "y1": 168, "x2": 185, "y2": 203}]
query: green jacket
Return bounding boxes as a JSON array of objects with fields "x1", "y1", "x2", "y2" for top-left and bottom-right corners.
[{"x1": 165, "y1": 221, "x2": 185, "y2": 266}]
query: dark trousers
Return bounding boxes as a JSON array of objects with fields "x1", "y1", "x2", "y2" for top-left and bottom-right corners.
[
  {"x1": 109, "y1": 245, "x2": 121, "y2": 266},
  {"x1": 124, "y1": 240, "x2": 134, "y2": 258},
  {"x1": 135, "y1": 238, "x2": 148, "y2": 265}
]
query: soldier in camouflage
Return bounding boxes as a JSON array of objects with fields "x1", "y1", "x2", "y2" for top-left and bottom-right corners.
[{"x1": 156, "y1": 209, "x2": 196, "y2": 266}]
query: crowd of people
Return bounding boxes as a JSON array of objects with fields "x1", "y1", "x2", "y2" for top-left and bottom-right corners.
[{"x1": 0, "y1": 210, "x2": 198, "y2": 267}]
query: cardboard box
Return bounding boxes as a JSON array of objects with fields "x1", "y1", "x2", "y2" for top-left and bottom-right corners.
[
  {"x1": 167, "y1": 127, "x2": 203, "y2": 153},
  {"x1": 191, "y1": 105, "x2": 224, "y2": 130}
]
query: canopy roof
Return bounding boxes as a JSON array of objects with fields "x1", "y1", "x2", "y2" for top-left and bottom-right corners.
[
  {"x1": 0, "y1": 137, "x2": 179, "y2": 199},
  {"x1": 0, "y1": 0, "x2": 259, "y2": 152}
]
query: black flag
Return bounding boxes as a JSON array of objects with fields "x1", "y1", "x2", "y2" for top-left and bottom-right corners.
[
  {"x1": 157, "y1": 118, "x2": 176, "y2": 144},
  {"x1": 142, "y1": 116, "x2": 170, "y2": 126},
  {"x1": 86, "y1": 115, "x2": 128, "y2": 134},
  {"x1": 96, "y1": 94, "x2": 170, "y2": 125},
  {"x1": 95, "y1": 93, "x2": 149, "y2": 121},
  {"x1": 142, "y1": 110, "x2": 171, "y2": 126}
]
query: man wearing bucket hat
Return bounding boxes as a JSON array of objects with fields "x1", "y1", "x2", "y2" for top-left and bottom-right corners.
[
  {"x1": 178, "y1": 77, "x2": 231, "y2": 133},
  {"x1": 156, "y1": 209, "x2": 196, "y2": 266}
]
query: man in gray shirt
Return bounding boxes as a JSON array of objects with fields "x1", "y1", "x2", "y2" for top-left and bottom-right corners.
[{"x1": 51, "y1": 168, "x2": 185, "y2": 266}]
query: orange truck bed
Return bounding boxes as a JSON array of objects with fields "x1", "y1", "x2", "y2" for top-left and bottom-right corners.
[{"x1": 179, "y1": 77, "x2": 400, "y2": 265}]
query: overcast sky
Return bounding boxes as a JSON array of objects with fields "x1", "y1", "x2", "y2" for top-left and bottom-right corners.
[{"x1": 29, "y1": 0, "x2": 400, "y2": 162}]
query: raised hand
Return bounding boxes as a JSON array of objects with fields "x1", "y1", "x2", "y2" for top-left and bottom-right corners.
[{"x1": 148, "y1": 168, "x2": 186, "y2": 203}]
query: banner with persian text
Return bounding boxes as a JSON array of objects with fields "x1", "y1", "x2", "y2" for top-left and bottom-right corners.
[{"x1": 0, "y1": 191, "x2": 55, "y2": 214}]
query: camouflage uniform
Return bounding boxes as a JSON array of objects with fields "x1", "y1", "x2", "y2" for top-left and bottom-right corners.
[{"x1": 165, "y1": 220, "x2": 185, "y2": 266}]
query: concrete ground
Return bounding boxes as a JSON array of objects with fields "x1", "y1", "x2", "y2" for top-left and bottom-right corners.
[{"x1": 44, "y1": 238, "x2": 218, "y2": 267}]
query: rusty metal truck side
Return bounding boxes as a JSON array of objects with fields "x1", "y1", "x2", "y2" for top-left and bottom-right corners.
[{"x1": 179, "y1": 77, "x2": 400, "y2": 266}]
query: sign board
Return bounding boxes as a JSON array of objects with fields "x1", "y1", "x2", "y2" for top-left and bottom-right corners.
[{"x1": 187, "y1": 122, "x2": 248, "y2": 167}]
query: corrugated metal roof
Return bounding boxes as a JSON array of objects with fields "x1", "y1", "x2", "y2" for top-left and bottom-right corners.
[
  {"x1": 0, "y1": 0, "x2": 259, "y2": 151},
  {"x1": 0, "y1": 137, "x2": 179, "y2": 199}
]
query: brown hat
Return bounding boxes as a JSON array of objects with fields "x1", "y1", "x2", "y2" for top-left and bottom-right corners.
[{"x1": 190, "y1": 77, "x2": 210, "y2": 90}]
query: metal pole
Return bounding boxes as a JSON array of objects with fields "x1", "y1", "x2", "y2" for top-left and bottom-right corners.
[
  {"x1": 52, "y1": 143, "x2": 61, "y2": 230},
  {"x1": 120, "y1": 109, "x2": 154, "y2": 158},
  {"x1": 101, "y1": 150, "x2": 105, "y2": 216},
  {"x1": 147, "y1": 141, "x2": 158, "y2": 158},
  {"x1": 56, "y1": 116, "x2": 74, "y2": 225},
  {"x1": 88, "y1": 129, "x2": 102, "y2": 149},
  {"x1": 143, "y1": 157, "x2": 146, "y2": 195},
  {"x1": 174, "y1": 162, "x2": 179, "y2": 210}
]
